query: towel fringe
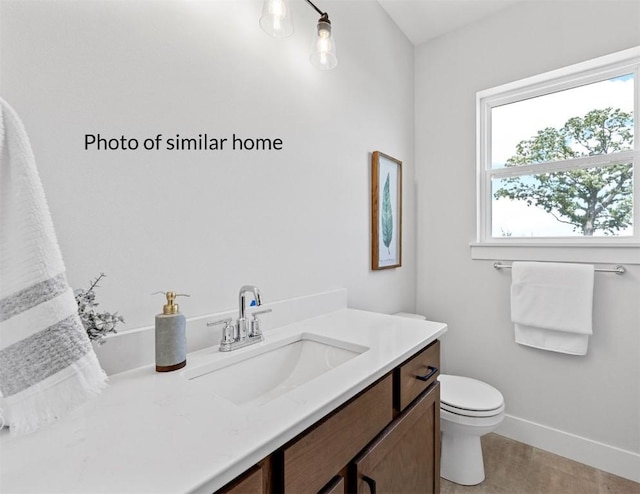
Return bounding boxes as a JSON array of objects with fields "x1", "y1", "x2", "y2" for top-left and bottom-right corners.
[{"x1": 2, "y1": 351, "x2": 107, "y2": 436}]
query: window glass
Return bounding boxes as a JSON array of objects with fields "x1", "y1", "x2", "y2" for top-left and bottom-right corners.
[
  {"x1": 491, "y1": 74, "x2": 634, "y2": 169},
  {"x1": 491, "y1": 163, "x2": 634, "y2": 237},
  {"x1": 480, "y1": 66, "x2": 636, "y2": 240}
]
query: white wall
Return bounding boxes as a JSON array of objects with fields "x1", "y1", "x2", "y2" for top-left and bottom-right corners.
[
  {"x1": 0, "y1": 1, "x2": 416, "y2": 329},
  {"x1": 415, "y1": 0, "x2": 640, "y2": 480},
  {"x1": 5, "y1": 0, "x2": 638, "y2": 480}
]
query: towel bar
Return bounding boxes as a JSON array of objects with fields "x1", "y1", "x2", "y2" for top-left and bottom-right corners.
[{"x1": 493, "y1": 262, "x2": 626, "y2": 275}]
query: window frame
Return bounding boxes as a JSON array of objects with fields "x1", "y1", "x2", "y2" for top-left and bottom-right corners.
[{"x1": 475, "y1": 47, "x2": 640, "y2": 255}]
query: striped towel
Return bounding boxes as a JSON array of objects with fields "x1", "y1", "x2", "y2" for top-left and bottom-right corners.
[{"x1": 0, "y1": 98, "x2": 107, "y2": 435}]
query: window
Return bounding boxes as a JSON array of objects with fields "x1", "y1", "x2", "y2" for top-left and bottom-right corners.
[{"x1": 476, "y1": 47, "x2": 639, "y2": 247}]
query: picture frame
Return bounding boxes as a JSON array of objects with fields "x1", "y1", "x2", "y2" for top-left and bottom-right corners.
[{"x1": 371, "y1": 151, "x2": 402, "y2": 270}]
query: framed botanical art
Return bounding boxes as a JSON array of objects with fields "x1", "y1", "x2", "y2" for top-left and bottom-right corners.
[{"x1": 371, "y1": 151, "x2": 402, "y2": 270}]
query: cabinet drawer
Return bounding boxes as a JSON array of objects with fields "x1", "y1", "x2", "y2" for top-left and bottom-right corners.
[
  {"x1": 283, "y1": 374, "x2": 393, "y2": 494},
  {"x1": 394, "y1": 340, "x2": 440, "y2": 412},
  {"x1": 218, "y1": 465, "x2": 263, "y2": 494}
]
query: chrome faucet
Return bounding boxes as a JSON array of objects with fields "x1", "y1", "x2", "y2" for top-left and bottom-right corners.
[
  {"x1": 207, "y1": 285, "x2": 271, "y2": 352},
  {"x1": 237, "y1": 285, "x2": 262, "y2": 340}
]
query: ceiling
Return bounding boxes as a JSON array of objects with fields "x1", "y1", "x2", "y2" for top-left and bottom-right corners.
[{"x1": 376, "y1": 0, "x2": 525, "y2": 46}]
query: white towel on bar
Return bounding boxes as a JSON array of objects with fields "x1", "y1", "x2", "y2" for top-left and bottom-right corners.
[
  {"x1": 0, "y1": 98, "x2": 107, "y2": 435},
  {"x1": 511, "y1": 261, "x2": 594, "y2": 355}
]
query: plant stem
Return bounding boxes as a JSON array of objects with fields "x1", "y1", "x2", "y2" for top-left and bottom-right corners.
[{"x1": 87, "y1": 273, "x2": 106, "y2": 292}]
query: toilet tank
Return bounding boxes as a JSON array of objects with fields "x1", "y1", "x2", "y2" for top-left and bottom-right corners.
[{"x1": 393, "y1": 312, "x2": 427, "y2": 320}]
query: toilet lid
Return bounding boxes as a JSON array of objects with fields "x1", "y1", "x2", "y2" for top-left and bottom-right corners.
[{"x1": 439, "y1": 375, "x2": 504, "y2": 416}]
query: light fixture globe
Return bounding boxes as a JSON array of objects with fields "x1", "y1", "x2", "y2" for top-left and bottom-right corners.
[
  {"x1": 310, "y1": 16, "x2": 337, "y2": 70},
  {"x1": 258, "y1": 0, "x2": 337, "y2": 69},
  {"x1": 259, "y1": 0, "x2": 294, "y2": 38}
]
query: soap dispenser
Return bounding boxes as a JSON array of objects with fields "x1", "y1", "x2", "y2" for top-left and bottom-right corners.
[{"x1": 154, "y1": 291, "x2": 189, "y2": 372}]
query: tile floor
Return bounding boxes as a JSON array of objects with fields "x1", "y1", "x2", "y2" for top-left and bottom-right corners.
[{"x1": 440, "y1": 434, "x2": 640, "y2": 494}]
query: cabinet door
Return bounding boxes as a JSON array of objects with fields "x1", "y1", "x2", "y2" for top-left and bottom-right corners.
[
  {"x1": 351, "y1": 383, "x2": 440, "y2": 494},
  {"x1": 318, "y1": 476, "x2": 345, "y2": 494},
  {"x1": 283, "y1": 375, "x2": 393, "y2": 494}
]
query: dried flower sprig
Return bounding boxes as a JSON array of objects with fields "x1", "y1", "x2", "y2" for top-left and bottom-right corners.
[{"x1": 74, "y1": 273, "x2": 124, "y2": 345}]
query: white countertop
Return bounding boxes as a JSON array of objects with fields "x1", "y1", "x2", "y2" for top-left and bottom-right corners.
[{"x1": 0, "y1": 308, "x2": 447, "y2": 494}]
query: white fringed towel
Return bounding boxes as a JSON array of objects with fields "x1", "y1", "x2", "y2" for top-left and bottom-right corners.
[
  {"x1": 511, "y1": 261, "x2": 594, "y2": 355},
  {"x1": 0, "y1": 98, "x2": 107, "y2": 435}
]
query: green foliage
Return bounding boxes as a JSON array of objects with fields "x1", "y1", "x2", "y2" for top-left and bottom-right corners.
[
  {"x1": 494, "y1": 107, "x2": 633, "y2": 235},
  {"x1": 382, "y1": 173, "x2": 393, "y2": 253}
]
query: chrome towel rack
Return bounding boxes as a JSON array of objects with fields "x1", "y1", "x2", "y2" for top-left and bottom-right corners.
[{"x1": 493, "y1": 262, "x2": 626, "y2": 275}]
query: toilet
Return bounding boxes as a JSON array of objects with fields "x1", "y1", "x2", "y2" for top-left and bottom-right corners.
[
  {"x1": 393, "y1": 312, "x2": 505, "y2": 486},
  {"x1": 439, "y1": 374, "x2": 504, "y2": 485}
]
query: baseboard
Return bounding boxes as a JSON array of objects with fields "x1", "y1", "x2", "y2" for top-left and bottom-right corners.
[{"x1": 497, "y1": 414, "x2": 640, "y2": 483}]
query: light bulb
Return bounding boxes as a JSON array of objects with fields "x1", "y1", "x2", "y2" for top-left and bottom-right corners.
[
  {"x1": 310, "y1": 18, "x2": 337, "y2": 70},
  {"x1": 259, "y1": 0, "x2": 293, "y2": 38}
]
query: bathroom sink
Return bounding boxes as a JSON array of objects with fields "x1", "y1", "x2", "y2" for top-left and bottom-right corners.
[{"x1": 182, "y1": 333, "x2": 368, "y2": 406}]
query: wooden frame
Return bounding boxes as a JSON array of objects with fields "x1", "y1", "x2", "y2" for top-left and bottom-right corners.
[{"x1": 371, "y1": 151, "x2": 402, "y2": 270}]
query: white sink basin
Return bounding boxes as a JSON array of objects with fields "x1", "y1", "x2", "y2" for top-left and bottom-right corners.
[{"x1": 182, "y1": 333, "x2": 368, "y2": 406}]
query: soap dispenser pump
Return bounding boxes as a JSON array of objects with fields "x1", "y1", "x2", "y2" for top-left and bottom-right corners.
[{"x1": 153, "y1": 291, "x2": 189, "y2": 372}]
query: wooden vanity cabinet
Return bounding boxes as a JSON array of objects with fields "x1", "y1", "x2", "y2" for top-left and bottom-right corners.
[
  {"x1": 395, "y1": 340, "x2": 440, "y2": 412},
  {"x1": 215, "y1": 339, "x2": 441, "y2": 494},
  {"x1": 218, "y1": 465, "x2": 264, "y2": 494},
  {"x1": 282, "y1": 375, "x2": 393, "y2": 494},
  {"x1": 350, "y1": 382, "x2": 440, "y2": 494},
  {"x1": 217, "y1": 457, "x2": 277, "y2": 494},
  {"x1": 318, "y1": 476, "x2": 345, "y2": 494}
]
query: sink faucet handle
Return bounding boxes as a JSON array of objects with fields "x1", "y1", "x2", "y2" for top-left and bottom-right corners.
[
  {"x1": 207, "y1": 317, "x2": 232, "y2": 327},
  {"x1": 207, "y1": 317, "x2": 234, "y2": 345},
  {"x1": 250, "y1": 308, "x2": 272, "y2": 337},
  {"x1": 252, "y1": 308, "x2": 272, "y2": 317}
]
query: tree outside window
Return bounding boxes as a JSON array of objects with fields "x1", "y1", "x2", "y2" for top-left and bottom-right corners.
[
  {"x1": 494, "y1": 107, "x2": 633, "y2": 236},
  {"x1": 478, "y1": 60, "x2": 637, "y2": 243}
]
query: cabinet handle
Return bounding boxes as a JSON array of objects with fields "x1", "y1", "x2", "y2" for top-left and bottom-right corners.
[
  {"x1": 416, "y1": 365, "x2": 438, "y2": 382},
  {"x1": 362, "y1": 475, "x2": 377, "y2": 494}
]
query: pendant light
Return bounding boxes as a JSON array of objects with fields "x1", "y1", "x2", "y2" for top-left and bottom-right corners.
[
  {"x1": 259, "y1": 0, "x2": 337, "y2": 70},
  {"x1": 309, "y1": 12, "x2": 337, "y2": 70},
  {"x1": 259, "y1": 0, "x2": 293, "y2": 38}
]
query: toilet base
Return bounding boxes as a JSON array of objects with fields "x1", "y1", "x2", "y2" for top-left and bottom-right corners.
[{"x1": 440, "y1": 431, "x2": 485, "y2": 485}]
